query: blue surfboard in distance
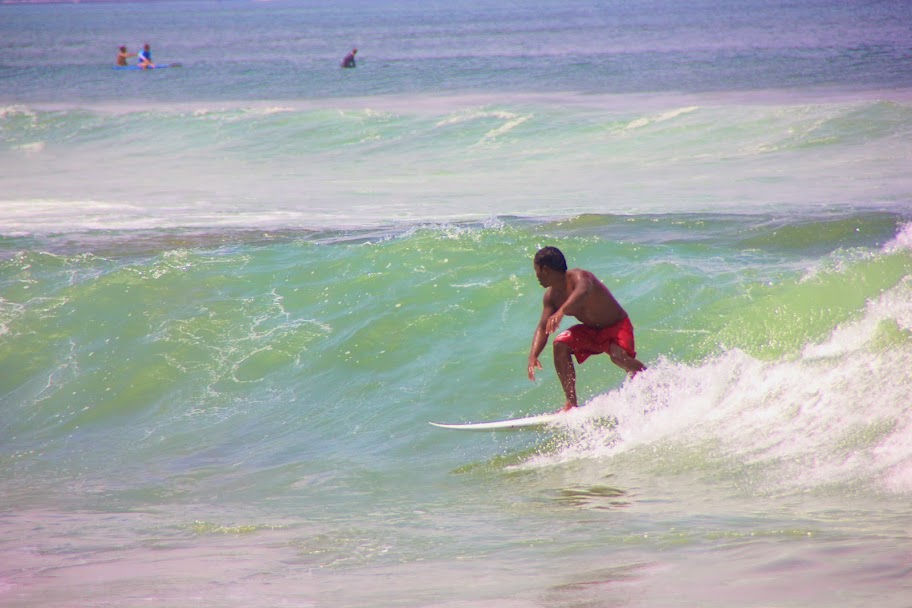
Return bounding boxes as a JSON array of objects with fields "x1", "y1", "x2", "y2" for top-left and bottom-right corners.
[{"x1": 112, "y1": 63, "x2": 182, "y2": 70}]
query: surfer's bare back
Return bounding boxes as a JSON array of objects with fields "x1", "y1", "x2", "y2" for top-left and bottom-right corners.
[{"x1": 527, "y1": 246, "x2": 646, "y2": 412}]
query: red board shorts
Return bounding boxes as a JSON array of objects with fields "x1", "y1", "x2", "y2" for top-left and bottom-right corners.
[{"x1": 553, "y1": 317, "x2": 637, "y2": 364}]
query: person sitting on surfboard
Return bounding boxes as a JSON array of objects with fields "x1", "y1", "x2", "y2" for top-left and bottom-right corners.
[
  {"x1": 341, "y1": 48, "x2": 357, "y2": 68},
  {"x1": 528, "y1": 246, "x2": 646, "y2": 412},
  {"x1": 116, "y1": 46, "x2": 136, "y2": 67},
  {"x1": 138, "y1": 43, "x2": 155, "y2": 70}
]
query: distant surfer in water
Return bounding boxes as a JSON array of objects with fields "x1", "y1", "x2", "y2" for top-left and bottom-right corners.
[
  {"x1": 116, "y1": 46, "x2": 136, "y2": 67},
  {"x1": 528, "y1": 246, "x2": 646, "y2": 412},
  {"x1": 341, "y1": 48, "x2": 357, "y2": 68},
  {"x1": 138, "y1": 43, "x2": 155, "y2": 69}
]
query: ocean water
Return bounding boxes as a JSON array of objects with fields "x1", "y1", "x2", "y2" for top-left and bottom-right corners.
[{"x1": 2, "y1": 0, "x2": 912, "y2": 606}]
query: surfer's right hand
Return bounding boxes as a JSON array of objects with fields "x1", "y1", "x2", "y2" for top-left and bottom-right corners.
[{"x1": 528, "y1": 357, "x2": 543, "y2": 381}]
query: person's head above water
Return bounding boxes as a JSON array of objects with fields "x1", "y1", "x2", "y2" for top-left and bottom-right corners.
[{"x1": 533, "y1": 246, "x2": 567, "y2": 272}]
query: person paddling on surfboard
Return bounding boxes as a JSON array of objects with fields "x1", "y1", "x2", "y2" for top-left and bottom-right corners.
[
  {"x1": 116, "y1": 46, "x2": 136, "y2": 67},
  {"x1": 528, "y1": 246, "x2": 646, "y2": 412}
]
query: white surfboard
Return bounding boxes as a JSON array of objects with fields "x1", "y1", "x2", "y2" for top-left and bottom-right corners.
[{"x1": 429, "y1": 412, "x2": 566, "y2": 431}]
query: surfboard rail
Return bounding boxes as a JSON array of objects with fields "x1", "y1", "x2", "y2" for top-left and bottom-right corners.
[
  {"x1": 112, "y1": 63, "x2": 182, "y2": 70},
  {"x1": 429, "y1": 412, "x2": 566, "y2": 431}
]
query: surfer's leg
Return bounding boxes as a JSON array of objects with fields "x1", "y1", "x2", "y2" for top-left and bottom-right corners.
[
  {"x1": 553, "y1": 341, "x2": 578, "y2": 410},
  {"x1": 608, "y1": 342, "x2": 646, "y2": 377}
]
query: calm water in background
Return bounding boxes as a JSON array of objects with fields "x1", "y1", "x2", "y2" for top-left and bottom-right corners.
[{"x1": 2, "y1": 0, "x2": 912, "y2": 606}]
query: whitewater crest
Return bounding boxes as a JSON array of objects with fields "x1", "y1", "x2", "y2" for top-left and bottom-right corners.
[{"x1": 522, "y1": 278, "x2": 912, "y2": 496}]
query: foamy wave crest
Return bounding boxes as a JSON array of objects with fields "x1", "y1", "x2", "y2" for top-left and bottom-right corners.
[
  {"x1": 479, "y1": 114, "x2": 532, "y2": 143},
  {"x1": 624, "y1": 105, "x2": 700, "y2": 130},
  {"x1": 523, "y1": 280, "x2": 912, "y2": 495},
  {"x1": 884, "y1": 222, "x2": 912, "y2": 253},
  {"x1": 434, "y1": 109, "x2": 533, "y2": 143}
]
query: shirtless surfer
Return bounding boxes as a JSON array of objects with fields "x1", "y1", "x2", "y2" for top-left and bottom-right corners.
[
  {"x1": 528, "y1": 246, "x2": 646, "y2": 412},
  {"x1": 116, "y1": 46, "x2": 136, "y2": 67}
]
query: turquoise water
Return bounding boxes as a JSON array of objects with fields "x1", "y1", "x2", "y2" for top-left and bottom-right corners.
[{"x1": 2, "y1": 1, "x2": 912, "y2": 606}]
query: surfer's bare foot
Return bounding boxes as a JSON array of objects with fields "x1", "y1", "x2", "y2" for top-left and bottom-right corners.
[
  {"x1": 556, "y1": 402, "x2": 578, "y2": 413},
  {"x1": 626, "y1": 365, "x2": 646, "y2": 381}
]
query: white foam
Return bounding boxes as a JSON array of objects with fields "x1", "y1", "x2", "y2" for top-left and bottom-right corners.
[
  {"x1": 522, "y1": 280, "x2": 912, "y2": 495},
  {"x1": 884, "y1": 222, "x2": 912, "y2": 253},
  {"x1": 624, "y1": 106, "x2": 700, "y2": 130},
  {"x1": 14, "y1": 141, "x2": 45, "y2": 156}
]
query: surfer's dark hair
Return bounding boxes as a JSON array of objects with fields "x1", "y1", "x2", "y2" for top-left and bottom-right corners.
[{"x1": 534, "y1": 246, "x2": 567, "y2": 272}]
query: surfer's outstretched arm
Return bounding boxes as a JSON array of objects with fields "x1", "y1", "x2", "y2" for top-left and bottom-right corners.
[{"x1": 528, "y1": 290, "x2": 554, "y2": 381}]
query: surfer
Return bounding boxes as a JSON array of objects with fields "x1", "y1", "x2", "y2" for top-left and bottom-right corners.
[
  {"x1": 116, "y1": 46, "x2": 136, "y2": 67},
  {"x1": 528, "y1": 246, "x2": 646, "y2": 412},
  {"x1": 138, "y1": 43, "x2": 155, "y2": 69},
  {"x1": 341, "y1": 48, "x2": 357, "y2": 68}
]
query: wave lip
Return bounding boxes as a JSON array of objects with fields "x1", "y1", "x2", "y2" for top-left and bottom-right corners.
[
  {"x1": 2, "y1": 96, "x2": 912, "y2": 236},
  {"x1": 528, "y1": 273, "x2": 912, "y2": 496}
]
